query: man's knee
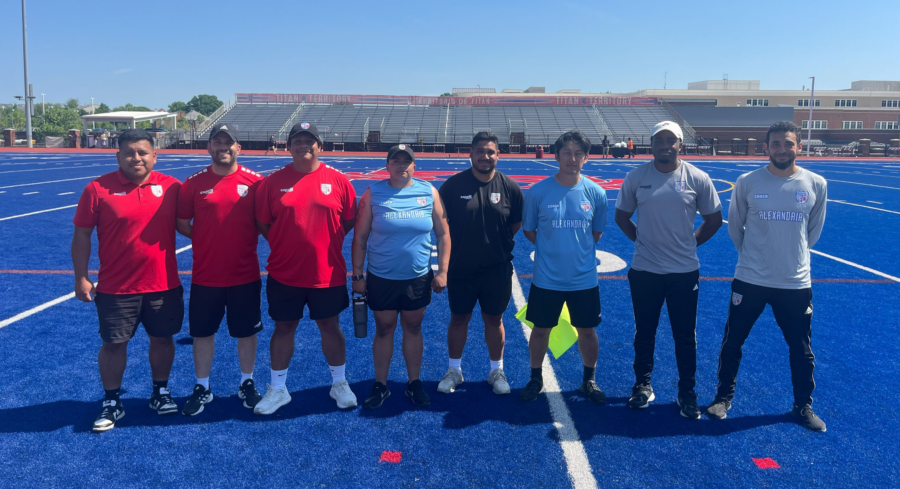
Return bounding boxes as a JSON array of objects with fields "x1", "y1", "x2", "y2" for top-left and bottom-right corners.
[{"x1": 481, "y1": 313, "x2": 503, "y2": 328}]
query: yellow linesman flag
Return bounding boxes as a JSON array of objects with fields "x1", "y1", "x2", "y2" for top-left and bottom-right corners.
[{"x1": 515, "y1": 302, "x2": 579, "y2": 359}]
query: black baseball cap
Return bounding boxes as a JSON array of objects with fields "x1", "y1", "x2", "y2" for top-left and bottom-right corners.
[
  {"x1": 287, "y1": 122, "x2": 321, "y2": 145},
  {"x1": 208, "y1": 123, "x2": 239, "y2": 143},
  {"x1": 387, "y1": 144, "x2": 415, "y2": 162}
]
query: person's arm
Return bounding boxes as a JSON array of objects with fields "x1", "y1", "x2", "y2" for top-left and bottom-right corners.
[
  {"x1": 727, "y1": 178, "x2": 747, "y2": 250},
  {"x1": 615, "y1": 209, "x2": 637, "y2": 242},
  {"x1": 255, "y1": 220, "x2": 271, "y2": 241},
  {"x1": 176, "y1": 218, "x2": 192, "y2": 239},
  {"x1": 343, "y1": 218, "x2": 356, "y2": 236},
  {"x1": 510, "y1": 222, "x2": 522, "y2": 236},
  {"x1": 695, "y1": 210, "x2": 722, "y2": 246},
  {"x1": 508, "y1": 181, "x2": 524, "y2": 236},
  {"x1": 253, "y1": 178, "x2": 272, "y2": 241},
  {"x1": 341, "y1": 178, "x2": 359, "y2": 236},
  {"x1": 592, "y1": 191, "x2": 608, "y2": 243},
  {"x1": 350, "y1": 189, "x2": 373, "y2": 295},
  {"x1": 522, "y1": 189, "x2": 538, "y2": 244},
  {"x1": 593, "y1": 231, "x2": 604, "y2": 243},
  {"x1": 72, "y1": 225, "x2": 95, "y2": 302},
  {"x1": 430, "y1": 187, "x2": 450, "y2": 293},
  {"x1": 807, "y1": 180, "x2": 827, "y2": 248}
]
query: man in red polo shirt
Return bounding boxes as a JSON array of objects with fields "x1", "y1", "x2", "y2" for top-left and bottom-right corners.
[
  {"x1": 72, "y1": 129, "x2": 183, "y2": 433},
  {"x1": 254, "y1": 122, "x2": 358, "y2": 414},
  {"x1": 176, "y1": 123, "x2": 264, "y2": 416}
]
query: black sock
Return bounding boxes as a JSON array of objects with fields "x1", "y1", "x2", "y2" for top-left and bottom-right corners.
[
  {"x1": 530, "y1": 367, "x2": 543, "y2": 382},
  {"x1": 104, "y1": 388, "x2": 120, "y2": 401},
  {"x1": 152, "y1": 380, "x2": 168, "y2": 394},
  {"x1": 583, "y1": 366, "x2": 596, "y2": 384}
]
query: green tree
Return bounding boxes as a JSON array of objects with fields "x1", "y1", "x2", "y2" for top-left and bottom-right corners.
[
  {"x1": 168, "y1": 101, "x2": 188, "y2": 113},
  {"x1": 33, "y1": 105, "x2": 83, "y2": 141},
  {"x1": 440, "y1": 92, "x2": 452, "y2": 97},
  {"x1": 96, "y1": 103, "x2": 111, "y2": 114},
  {"x1": 113, "y1": 103, "x2": 152, "y2": 112},
  {"x1": 65, "y1": 98, "x2": 79, "y2": 109},
  {"x1": 185, "y1": 94, "x2": 223, "y2": 116},
  {"x1": 2, "y1": 106, "x2": 27, "y2": 130}
]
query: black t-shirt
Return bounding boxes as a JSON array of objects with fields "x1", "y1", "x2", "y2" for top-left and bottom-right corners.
[{"x1": 439, "y1": 169, "x2": 524, "y2": 279}]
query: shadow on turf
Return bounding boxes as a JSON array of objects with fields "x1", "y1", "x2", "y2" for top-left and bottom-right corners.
[
  {"x1": 0, "y1": 380, "x2": 555, "y2": 434},
  {"x1": 560, "y1": 393, "x2": 796, "y2": 440}
]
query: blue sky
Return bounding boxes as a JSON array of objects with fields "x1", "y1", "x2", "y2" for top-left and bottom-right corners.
[{"x1": 2, "y1": 0, "x2": 897, "y2": 109}]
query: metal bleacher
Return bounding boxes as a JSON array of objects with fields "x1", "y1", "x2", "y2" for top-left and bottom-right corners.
[{"x1": 207, "y1": 102, "x2": 691, "y2": 147}]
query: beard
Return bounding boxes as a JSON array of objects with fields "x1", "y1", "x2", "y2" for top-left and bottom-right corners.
[
  {"x1": 770, "y1": 154, "x2": 795, "y2": 170},
  {"x1": 472, "y1": 161, "x2": 495, "y2": 174}
]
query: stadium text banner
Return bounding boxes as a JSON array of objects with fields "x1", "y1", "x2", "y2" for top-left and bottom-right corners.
[{"x1": 235, "y1": 93, "x2": 659, "y2": 106}]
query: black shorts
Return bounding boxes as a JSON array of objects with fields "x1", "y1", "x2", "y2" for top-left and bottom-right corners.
[
  {"x1": 447, "y1": 263, "x2": 513, "y2": 316},
  {"x1": 95, "y1": 286, "x2": 185, "y2": 343},
  {"x1": 366, "y1": 270, "x2": 433, "y2": 312},
  {"x1": 189, "y1": 280, "x2": 263, "y2": 338},
  {"x1": 265, "y1": 275, "x2": 349, "y2": 322},
  {"x1": 525, "y1": 284, "x2": 601, "y2": 329}
]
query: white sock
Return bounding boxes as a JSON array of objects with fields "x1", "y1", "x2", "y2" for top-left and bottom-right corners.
[
  {"x1": 240, "y1": 372, "x2": 252, "y2": 384},
  {"x1": 449, "y1": 358, "x2": 462, "y2": 372},
  {"x1": 271, "y1": 368, "x2": 288, "y2": 390},
  {"x1": 196, "y1": 377, "x2": 210, "y2": 390},
  {"x1": 330, "y1": 364, "x2": 346, "y2": 383},
  {"x1": 490, "y1": 359, "x2": 503, "y2": 372}
]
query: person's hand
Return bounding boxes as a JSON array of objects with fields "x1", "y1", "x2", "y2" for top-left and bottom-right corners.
[
  {"x1": 431, "y1": 271, "x2": 447, "y2": 293},
  {"x1": 75, "y1": 276, "x2": 96, "y2": 302},
  {"x1": 352, "y1": 278, "x2": 367, "y2": 295}
]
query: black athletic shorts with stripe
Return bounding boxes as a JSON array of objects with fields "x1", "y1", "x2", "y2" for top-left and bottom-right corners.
[
  {"x1": 95, "y1": 286, "x2": 184, "y2": 343},
  {"x1": 265, "y1": 275, "x2": 349, "y2": 322},
  {"x1": 189, "y1": 279, "x2": 263, "y2": 338},
  {"x1": 525, "y1": 284, "x2": 602, "y2": 329}
]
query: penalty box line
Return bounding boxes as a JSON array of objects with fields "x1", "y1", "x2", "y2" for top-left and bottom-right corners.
[
  {"x1": 0, "y1": 245, "x2": 192, "y2": 331},
  {"x1": 510, "y1": 268, "x2": 598, "y2": 489}
]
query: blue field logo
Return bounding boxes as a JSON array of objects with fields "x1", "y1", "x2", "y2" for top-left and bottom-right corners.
[{"x1": 796, "y1": 190, "x2": 809, "y2": 204}]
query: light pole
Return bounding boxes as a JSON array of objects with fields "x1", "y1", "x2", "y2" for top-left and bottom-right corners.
[
  {"x1": 40, "y1": 93, "x2": 44, "y2": 114},
  {"x1": 807, "y1": 76, "x2": 815, "y2": 157},
  {"x1": 21, "y1": 0, "x2": 33, "y2": 148},
  {"x1": 90, "y1": 97, "x2": 95, "y2": 129}
]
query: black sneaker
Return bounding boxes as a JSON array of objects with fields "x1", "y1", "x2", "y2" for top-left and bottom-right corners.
[
  {"x1": 627, "y1": 384, "x2": 655, "y2": 409},
  {"x1": 405, "y1": 379, "x2": 431, "y2": 407},
  {"x1": 363, "y1": 382, "x2": 391, "y2": 409},
  {"x1": 791, "y1": 404, "x2": 827, "y2": 432},
  {"x1": 149, "y1": 388, "x2": 178, "y2": 415},
  {"x1": 706, "y1": 398, "x2": 732, "y2": 419},
  {"x1": 182, "y1": 384, "x2": 214, "y2": 416},
  {"x1": 238, "y1": 379, "x2": 262, "y2": 409},
  {"x1": 677, "y1": 391, "x2": 701, "y2": 419},
  {"x1": 92, "y1": 399, "x2": 125, "y2": 433},
  {"x1": 519, "y1": 378, "x2": 544, "y2": 402},
  {"x1": 578, "y1": 380, "x2": 607, "y2": 405}
]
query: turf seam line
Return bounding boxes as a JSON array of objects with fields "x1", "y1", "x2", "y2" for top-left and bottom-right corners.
[
  {"x1": 511, "y1": 268, "x2": 598, "y2": 489},
  {"x1": 0, "y1": 245, "x2": 193, "y2": 330}
]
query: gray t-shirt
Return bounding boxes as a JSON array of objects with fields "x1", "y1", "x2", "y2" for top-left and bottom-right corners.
[
  {"x1": 617, "y1": 160, "x2": 721, "y2": 274},
  {"x1": 729, "y1": 166, "x2": 827, "y2": 289}
]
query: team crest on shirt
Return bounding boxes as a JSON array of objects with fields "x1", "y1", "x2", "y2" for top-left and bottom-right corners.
[
  {"x1": 417, "y1": 197, "x2": 427, "y2": 205},
  {"x1": 732, "y1": 292, "x2": 743, "y2": 306},
  {"x1": 151, "y1": 185, "x2": 163, "y2": 197},
  {"x1": 237, "y1": 184, "x2": 249, "y2": 197},
  {"x1": 321, "y1": 184, "x2": 332, "y2": 195},
  {"x1": 580, "y1": 200, "x2": 591, "y2": 212},
  {"x1": 490, "y1": 192, "x2": 501, "y2": 204},
  {"x1": 796, "y1": 190, "x2": 809, "y2": 204},
  {"x1": 675, "y1": 181, "x2": 686, "y2": 193}
]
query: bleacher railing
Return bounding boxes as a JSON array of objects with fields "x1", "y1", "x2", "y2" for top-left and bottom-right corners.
[
  {"x1": 590, "y1": 105, "x2": 613, "y2": 139},
  {"x1": 276, "y1": 103, "x2": 305, "y2": 139},
  {"x1": 659, "y1": 99, "x2": 699, "y2": 143},
  {"x1": 196, "y1": 99, "x2": 234, "y2": 136}
]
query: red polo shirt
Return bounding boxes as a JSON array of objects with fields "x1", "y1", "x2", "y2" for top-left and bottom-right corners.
[
  {"x1": 255, "y1": 163, "x2": 357, "y2": 288},
  {"x1": 178, "y1": 165, "x2": 263, "y2": 287},
  {"x1": 73, "y1": 169, "x2": 182, "y2": 294}
]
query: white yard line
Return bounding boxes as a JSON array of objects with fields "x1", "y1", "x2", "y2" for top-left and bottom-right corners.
[
  {"x1": 0, "y1": 165, "x2": 207, "y2": 189},
  {"x1": 0, "y1": 245, "x2": 193, "y2": 330},
  {"x1": 828, "y1": 199, "x2": 900, "y2": 215},
  {"x1": 0, "y1": 204, "x2": 78, "y2": 221},
  {"x1": 826, "y1": 179, "x2": 900, "y2": 190},
  {"x1": 0, "y1": 164, "x2": 118, "y2": 174},
  {"x1": 511, "y1": 268, "x2": 598, "y2": 489}
]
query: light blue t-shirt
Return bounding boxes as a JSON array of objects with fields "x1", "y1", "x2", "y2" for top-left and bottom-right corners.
[
  {"x1": 523, "y1": 175, "x2": 608, "y2": 291},
  {"x1": 367, "y1": 178, "x2": 434, "y2": 280}
]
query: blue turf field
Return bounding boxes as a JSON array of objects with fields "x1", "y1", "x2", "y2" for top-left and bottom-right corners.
[{"x1": 1, "y1": 152, "x2": 899, "y2": 487}]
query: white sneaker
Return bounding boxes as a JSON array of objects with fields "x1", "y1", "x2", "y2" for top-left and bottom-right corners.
[
  {"x1": 329, "y1": 380, "x2": 357, "y2": 408},
  {"x1": 437, "y1": 367, "x2": 464, "y2": 393},
  {"x1": 487, "y1": 368, "x2": 511, "y2": 395},
  {"x1": 253, "y1": 384, "x2": 291, "y2": 415}
]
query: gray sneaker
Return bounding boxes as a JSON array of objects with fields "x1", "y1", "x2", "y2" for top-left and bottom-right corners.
[
  {"x1": 437, "y1": 367, "x2": 464, "y2": 393},
  {"x1": 706, "y1": 398, "x2": 732, "y2": 419},
  {"x1": 487, "y1": 368, "x2": 511, "y2": 395},
  {"x1": 791, "y1": 404, "x2": 826, "y2": 432}
]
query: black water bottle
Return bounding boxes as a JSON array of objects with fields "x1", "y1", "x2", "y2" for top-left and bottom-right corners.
[{"x1": 352, "y1": 294, "x2": 368, "y2": 338}]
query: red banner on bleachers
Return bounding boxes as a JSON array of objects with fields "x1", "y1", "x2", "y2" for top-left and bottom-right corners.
[{"x1": 235, "y1": 93, "x2": 658, "y2": 107}]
